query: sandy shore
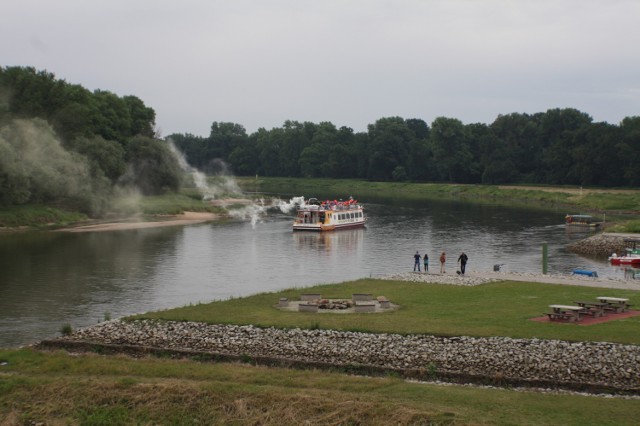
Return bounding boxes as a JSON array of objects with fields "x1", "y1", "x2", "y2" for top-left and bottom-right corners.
[{"x1": 57, "y1": 211, "x2": 220, "y2": 233}]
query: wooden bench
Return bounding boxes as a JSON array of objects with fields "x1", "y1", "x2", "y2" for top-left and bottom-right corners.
[
  {"x1": 547, "y1": 305, "x2": 584, "y2": 322},
  {"x1": 574, "y1": 301, "x2": 606, "y2": 317},
  {"x1": 597, "y1": 297, "x2": 632, "y2": 313},
  {"x1": 545, "y1": 312, "x2": 577, "y2": 321}
]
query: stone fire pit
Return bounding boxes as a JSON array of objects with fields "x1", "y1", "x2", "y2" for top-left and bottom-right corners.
[{"x1": 276, "y1": 294, "x2": 396, "y2": 313}]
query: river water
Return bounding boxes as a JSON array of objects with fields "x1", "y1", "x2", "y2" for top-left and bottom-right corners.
[{"x1": 0, "y1": 198, "x2": 625, "y2": 348}]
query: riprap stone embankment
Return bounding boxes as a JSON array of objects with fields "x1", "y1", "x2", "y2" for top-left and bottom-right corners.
[
  {"x1": 42, "y1": 319, "x2": 640, "y2": 394},
  {"x1": 567, "y1": 232, "x2": 637, "y2": 257}
]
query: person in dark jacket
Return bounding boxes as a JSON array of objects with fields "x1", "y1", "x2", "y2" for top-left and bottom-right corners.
[
  {"x1": 457, "y1": 252, "x2": 469, "y2": 275},
  {"x1": 414, "y1": 251, "x2": 421, "y2": 271}
]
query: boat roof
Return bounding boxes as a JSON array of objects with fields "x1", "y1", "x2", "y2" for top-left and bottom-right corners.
[{"x1": 566, "y1": 214, "x2": 592, "y2": 218}]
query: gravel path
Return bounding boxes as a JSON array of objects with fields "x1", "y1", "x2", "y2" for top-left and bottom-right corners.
[{"x1": 385, "y1": 270, "x2": 640, "y2": 290}]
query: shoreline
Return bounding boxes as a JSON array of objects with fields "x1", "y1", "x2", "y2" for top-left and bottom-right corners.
[{"x1": 385, "y1": 270, "x2": 640, "y2": 290}]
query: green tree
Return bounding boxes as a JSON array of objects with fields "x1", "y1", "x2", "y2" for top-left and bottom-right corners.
[
  {"x1": 91, "y1": 90, "x2": 133, "y2": 144},
  {"x1": 299, "y1": 143, "x2": 326, "y2": 177},
  {"x1": 538, "y1": 108, "x2": 592, "y2": 184},
  {"x1": 70, "y1": 135, "x2": 126, "y2": 183},
  {"x1": 206, "y1": 122, "x2": 249, "y2": 173},
  {"x1": 255, "y1": 128, "x2": 281, "y2": 177},
  {"x1": 123, "y1": 136, "x2": 182, "y2": 195},
  {"x1": 619, "y1": 116, "x2": 640, "y2": 186},
  {"x1": 123, "y1": 95, "x2": 156, "y2": 138},
  {"x1": 277, "y1": 121, "x2": 313, "y2": 177},
  {"x1": 404, "y1": 119, "x2": 431, "y2": 181},
  {"x1": 228, "y1": 135, "x2": 260, "y2": 176},
  {"x1": 490, "y1": 113, "x2": 542, "y2": 182},
  {"x1": 366, "y1": 117, "x2": 413, "y2": 181},
  {"x1": 429, "y1": 117, "x2": 472, "y2": 182}
]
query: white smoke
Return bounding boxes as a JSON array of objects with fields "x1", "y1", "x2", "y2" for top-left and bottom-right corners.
[
  {"x1": 225, "y1": 196, "x2": 306, "y2": 229},
  {"x1": 272, "y1": 196, "x2": 306, "y2": 213},
  {"x1": 167, "y1": 140, "x2": 242, "y2": 201},
  {"x1": 166, "y1": 141, "x2": 307, "y2": 229}
]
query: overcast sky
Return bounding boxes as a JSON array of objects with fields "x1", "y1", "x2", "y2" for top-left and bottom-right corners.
[{"x1": 3, "y1": 0, "x2": 639, "y2": 137}]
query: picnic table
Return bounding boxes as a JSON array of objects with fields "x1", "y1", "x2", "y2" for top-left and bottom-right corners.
[
  {"x1": 597, "y1": 297, "x2": 632, "y2": 313},
  {"x1": 547, "y1": 304, "x2": 585, "y2": 322},
  {"x1": 573, "y1": 301, "x2": 607, "y2": 317}
]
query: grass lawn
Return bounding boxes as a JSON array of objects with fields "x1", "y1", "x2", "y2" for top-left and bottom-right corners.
[
  {"x1": 2, "y1": 348, "x2": 640, "y2": 425},
  {"x1": 133, "y1": 279, "x2": 640, "y2": 345},
  {"x1": 4, "y1": 279, "x2": 640, "y2": 424}
]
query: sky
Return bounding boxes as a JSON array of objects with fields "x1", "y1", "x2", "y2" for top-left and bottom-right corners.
[{"x1": 3, "y1": 0, "x2": 639, "y2": 137}]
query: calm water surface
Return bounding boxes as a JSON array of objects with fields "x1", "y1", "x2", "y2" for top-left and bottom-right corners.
[{"x1": 0, "y1": 199, "x2": 626, "y2": 348}]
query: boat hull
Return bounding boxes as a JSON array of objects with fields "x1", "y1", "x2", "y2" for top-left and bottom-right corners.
[
  {"x1": 292, "y1": 221, "x2": 365, "y2": 232},
  {"x1": 610, "y1": 257, "x2": 640, "y2": 266}
]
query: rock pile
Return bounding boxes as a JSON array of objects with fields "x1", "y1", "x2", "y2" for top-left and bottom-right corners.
[
  {"x1": 49, "y1": 319, "x2": 640, "y2": 393},
  {"x1": 567, "y1": 233, "x2": 628, "y2": 257}
]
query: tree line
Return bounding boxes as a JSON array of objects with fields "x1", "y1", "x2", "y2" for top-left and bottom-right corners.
[
  {"x1": 2, "y1": 65, "x2": 639, "y2": 218},
  {"x1": 171, "y1": 112, "x2": 640, "y2": 187},
  {"x1": 0, "y1": 66, "x2": 183, "y2": 214}
]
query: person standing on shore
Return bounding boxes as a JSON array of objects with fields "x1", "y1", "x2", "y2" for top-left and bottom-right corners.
[
  {"x1": 439, "y1": 252, "x2": 446, "y2": 273},
  {"x1": 457, "y1": 252, "x2": 468, "y2": 275},
  {"x1": 414, "y1": 251, "x2": 421, "y2": 271},
  {"x1": 423, "y1": 253, "x2": 429, "y2": 272}
]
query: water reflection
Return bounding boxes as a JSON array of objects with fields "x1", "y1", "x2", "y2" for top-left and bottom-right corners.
[
  {"x1": 0, "y1": 227, "x2": 185, "y2": 347},
  {"x1": 293, "y1": 229, "x2": 364, "y2": 253}
]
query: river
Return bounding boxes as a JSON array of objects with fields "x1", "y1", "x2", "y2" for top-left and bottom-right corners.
[{"x1": 0, "y1": 197, "x2": 624, "y2": 348}]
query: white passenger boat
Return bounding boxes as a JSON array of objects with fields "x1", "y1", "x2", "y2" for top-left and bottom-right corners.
[{"x1": 292, "y1": 197, "x2": 366, "y2": 231}]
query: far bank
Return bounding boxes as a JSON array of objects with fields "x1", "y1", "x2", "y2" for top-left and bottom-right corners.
[
  {"x1": 238, "y1": 177, "x2": 640, "y2": 233},
  {"x1": 2, "y1": 178, "x2": 639, "y2": 233}
]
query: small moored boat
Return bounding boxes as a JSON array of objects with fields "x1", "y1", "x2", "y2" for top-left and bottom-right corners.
[
  {"x1": 565, "y1": 214, "x2": 600, "y2": 227},
  {"x1": 292, "y1": 197, "x2": 366, "y2": 231},
  {"x1": 609, "y1": 238, "x2": 640, "y2": 266}
]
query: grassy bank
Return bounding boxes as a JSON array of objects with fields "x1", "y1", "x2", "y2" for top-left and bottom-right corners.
[
  {"x1": 3, "y1": 178, "x2": 639, "y2": 230},
  {"x1": 238, "y1": 177, "x2": 640, "y2": 211},
  {"x1": 6, "y1": 280, "x2": 640, "y2": 423},
  {"x1": 2, "y1": 348, "x2": 640, "y2": 425},
  {"x1": 238, "y1": 177, "x2": 640, "y2": 230},
  {"x1": 0, "y1": 191, "x2": 225, "y2": 229},
  {"x1": 134, "y1": 279, "x2": 640, "y2": 345},
  {"x1": 0, "y1": 205, "x2": 87, "y2": 229}
]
